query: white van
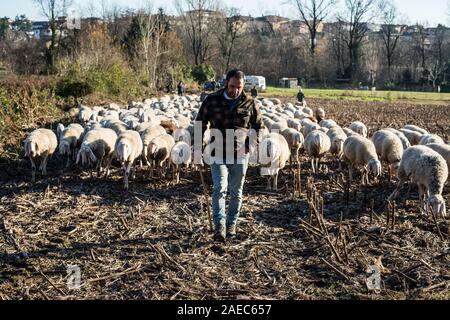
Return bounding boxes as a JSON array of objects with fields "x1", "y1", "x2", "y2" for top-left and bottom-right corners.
[{"x1": 245, "y1": 75, "x2": 266, "y2": 90}]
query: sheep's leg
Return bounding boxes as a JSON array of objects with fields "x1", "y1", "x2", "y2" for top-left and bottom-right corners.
[
  {"x1": 274, "y1": 172, "x2": 279, "y2": 192},
  {"x1": 348, "y1": 165, "x2": 353, "y2": 184},
  {"x1": 41, "y1": 152, "x2": 49, "y2": 175},
  {"x1": 104, "y1": 155, "x2": 113, "y2": 178},
  {"x1": 65, "y1": 155, "x2": 71, "y2": 168},
  {"x1": 418, "y1": 184, "x2": 426, "y2": 215},
  {"x1": 266, "y1": 177, "x2": 272, "y2": 190},
  {"x1": 388, "y1": 180, "x2": 403, "y2": 201},
  {"x1": 311, "y1": 158, "x2": 315, "y2": 173},
  {"x1": 29, "y1": 156, "x2": 37, "y2": 183},
  {"x1": 124, "y1": 161, "x2": 132, "y2": 190}
]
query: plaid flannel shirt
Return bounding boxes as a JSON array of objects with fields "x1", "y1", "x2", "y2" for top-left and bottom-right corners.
[{"x1": 195, "y1": 88, "x2": 264, "y2": 158}]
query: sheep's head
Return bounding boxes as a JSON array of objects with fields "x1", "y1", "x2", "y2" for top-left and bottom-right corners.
[
  {"x1": 389, "y1": 162, "x2": 400, "y2": 177},
  {"x1": 76, "y1": 146, "x2": 97, "y2": 167},
  {"x1": 333, "y1": 138, "x2": 345, "y2": 155},
  {"x1": 368, "y1": 159, "x2": 382, "y2": 177},
  {"x1": 427, "y1": 194, "x2": 446, "y2": 218}
]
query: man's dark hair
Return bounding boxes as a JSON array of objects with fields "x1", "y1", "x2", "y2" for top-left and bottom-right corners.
[{"x1": 226, "y1": 69, "x2": 245, "y2": 81}]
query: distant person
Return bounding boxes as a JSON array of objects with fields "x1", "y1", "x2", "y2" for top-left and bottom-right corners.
[
  {"x1": 177, "y1": 81, "x2": 184, "y2": 96},
  {"x1": 250, "y1": 86, "x2": 258, "y2": 98},
  {"x1": 297, "y1": 88, "x2": 305, "y2": 103}
]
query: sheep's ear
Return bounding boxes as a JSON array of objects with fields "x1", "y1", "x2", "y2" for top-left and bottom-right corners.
[{"x1": 57, "y1": 123, "x2": 64, "y2": 139}]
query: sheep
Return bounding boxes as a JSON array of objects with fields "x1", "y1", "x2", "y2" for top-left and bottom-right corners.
[
  {"x1": 170, "y1": 141, "x2": 192, "y2": 184},
  {"x1": 115, "y1": 130, "x2": 143, "y2": 190},
  {"x1": 141, "y1": 125, "x2": 167, "y2": 166},
  {"x1": 399, "y1": 128, "x2": 423, "y2": 145},
  {"x1": 76, "y1": 128, "x2": 117, "y2": 177},
  {"x1": 314, "y1": 108, "x2": 326, "y2": 123},
  {"x1": 384, "y1": 128, "x2": 411, "y2": 150},
  {"x1": 302, "y1": 122, "x2": 321, "y2": 137},
  {"x1": 327, "y1": 126, "x2": 347, "y2": 167},
  {"x1": 419, "y1": 134, "x2": 445, "y2": 146},
  {"x1": 304, "y1": 130, "x2": 331, "y2": 173},
  {"x1": 259, "y1": 132, "x2": 291, "y2": 191},
  {"x1": 78, "y1": 106, "x2": 93, "y2": 124},
  {"x1": 371, "y1": 130, "x2": 404, "y2": 180},
  {"x1": 57, "y1": 123, "x2": 84, "y2": 167},
  {"x1": 343, "y1": 135, "x2": 382, "y2": 185},
  {"x1": 146, "y1": 133, "x2": 176, "y2": 177},
  {"x1": 287, "y1": 119, "x2": 302, "y2": 132},
  {"x1": 270, "y1": 121, "x2": 288, "y2": 133},
  {"x1": 319, "y1": 119, "x2": 338, "y2": 129},
  {"x1": 281, "y1": 128, "x2": 304, "y2": 165},
  {"x1": 425, "y1": 143, "x2": 450, "y2": 177},
  {"x1": 342, "y1": 127, "x2": 358, "y2": 137},
  {"x1": 349, "y1": 121, "x2": 368, "y2": 138},
  {"x1": 389, "y1": 146, "x2": 447, "y2": 217},
  {"x1": 23, "y1": 128, "x2": 58, "y2": 182},
  {"x1": 402, "y1": 125, "x2": 428, "y2": 135}
]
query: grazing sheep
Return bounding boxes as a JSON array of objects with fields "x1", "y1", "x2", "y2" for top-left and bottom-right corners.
[
  {"x1": 23, "y1": 128, "x2": 58, "y2": 182},
  {"x1": 270, "y1": 121, "x2": 288, "y2": 133},
  {"x1": 319, "y1": 119, "x2": 338, "y2": 129},
  {"x1": 259, "y1": 132, "x2": 291, "y2": 191},
  {"x1": 304, "y1": 130, "x2": 331, "y2": 173},
  {"x1": 389, "y1": 146, "x2": 447, "y2": 217},
  {"x1": 57, "y1": 123, "x2": 84, "y2": 167},
  {"x1": 342, "y1": 127, "x2": 358, "y2": 137},
  {"x1": 399, "y1": 128, "x2": 423, "y2": 145},
  {"x1": 76, "y1": 128, "x2": 117, "y2": 177},
  {"x1": 287, "y1": 119, "x2": 302, "y2": 132},
  {"x1": 141, "y1": 125, "x2": 167, "y2": 166},
  {"x1": 327, "y1": 126, "x2": 347, "y2": 166},
  {"x1": 402, "y1": 125, "x2": 428, "y2": 135},
  {"x1": 384, "y1": 128, "x2": 411, "y2": 150},
  {"x1": 302, "y1": 122, "x2": 321, "y2": 137},
  {"x1": 146, "y1": 133, "x2": 176, "y2": 177},
  {"x1": 371, "y1": 130, "x2": 404, "y2": 179},
  {"x1": 115, "y1": 130, "x2": 143, "y2": 190},
  {"x1": 343, "y1": 135, "x2": 381, "y2": 185},
  {"x1": 314, "y1": 108, "x2": 326, "y2": 123},
  {"x1": 78, "y1": 106, "x2": 93, "y2": 124},
  {"x1": 281, "y1": 128, "x2": 304, "y2": 164},
  {"x1": 419, "y1": 134, "x2": 444, "y2": 146},
  {"x1": 349, "y1": 121, "x2": 368, "y2": 138},
  {"x1": 170, "y1": 141, "x2": 192, "y2": 184},
  {"x1": 425, "y1": 143, "x2": 450, "y2": 177}
]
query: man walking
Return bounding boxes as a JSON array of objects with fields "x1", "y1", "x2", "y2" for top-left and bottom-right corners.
[{"x1": 195, "y1": 70, "x2": 264, "y2": 242}]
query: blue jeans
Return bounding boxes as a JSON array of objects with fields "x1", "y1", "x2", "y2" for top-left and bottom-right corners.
[{"x1": 210, "y1": 157, "x2": 249, "y2": 229}]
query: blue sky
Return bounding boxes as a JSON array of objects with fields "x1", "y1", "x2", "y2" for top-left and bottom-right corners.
[{"x1": 0, "y1": 0, "x2": 449, "y2": 26}]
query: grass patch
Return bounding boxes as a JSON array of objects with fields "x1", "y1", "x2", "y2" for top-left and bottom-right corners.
[{"x1": 263, "y1": 87, "x2": 450, "y2": 104}]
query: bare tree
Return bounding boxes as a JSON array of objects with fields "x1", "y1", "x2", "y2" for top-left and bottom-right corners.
[
  {"x1": 290, "y1": 0, "x2": 336, "y2": 55},
  {"x1": 217, "y1": 7, "x2": 243, "y2": 74},
  {"x1": 428, "y1": 25, "x2": 448, "y2": 89},
  {"x1": 174, "y1": 0, "x2": 219, "y2": 65},
  {"x1": 339, "y1": 0, "x2": 382, "y2": 80},
  {"x1": 33, "y1": 0, "x2": 73, "y2": 73},
  {"x1": 379, "y1": 0, "x2": 406, "y2": 83}
]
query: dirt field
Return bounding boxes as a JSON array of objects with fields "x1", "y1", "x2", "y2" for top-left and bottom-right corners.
[{"x1": 1, "y1": 98, "x2": 449, "y2": 300}]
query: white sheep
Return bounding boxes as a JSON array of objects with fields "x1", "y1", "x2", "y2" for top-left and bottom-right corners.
[
  {"x1": 419, "y1": 134, "x2": 445, "y2": 146},
  {"x1": 302, "y1": 122, "x2": 321, "y2": 138},
  {"x1": 349, "y1": 121, "x2": 368, "y2": 138},
  {"x1": 170, "y1": 141, "x2": 192, "y2": 184},
  {"x1": 76, "y1": 128, "x2": 117, "y2": 177},
  {"x1": 389, "y1": 146, "x2": 447, "y2": 217},
  {"x1": 23, "y1": 128, "x2": 58, "y2": 182},
  {"x1": 327, "y1": 126, "x2": 347, "y2": 166},
  {"x1": 425, "y1": 143, "x2": 450, "y2": 177},
  {"x1": 371, "y1": 129, "x2": 404, "y2": 179},
  {"x1": 115, "y1": 130, "x2": 143, "y2": 190},
  {"x1": 343, "y1": 135, "x2": 381, "y2": 185},
  {"x1": 281, "y1": 128, "x2": 304, "y2": 164},
  {"x1": 141, "y1": 125, "x2": 167, "y2": 166},
  {"x1": 342, "y1": 127, "x2": 358, "y2": 137},
  {"x1": 78, "y1": 106, "x2": 93, "y2": 124},
  {"x1": 304, "y1": 130, "x2": 331, "y2": 173},
  {"x1": 384, "y1": 128, "x2": 411, "y2": 150},
  {"x1": 146, "y1": 133, "x2": 176, "y2": 177},
  {"x1": 314, "y1": 108, "x2": 326, "y2": 123},
  {"x1": 319, "y1": 119, "x2": 338, "y2": 129},
  {"x1": 57, "y1": 123, "x2": 84, "y2": 167},
  {"x1": 399, "y1": 128, "x2": 423, "y2": 145},
  {"x1": 259, "y1": 132, "x2": 291, "y2": 191},
  {"x1": 402, "y1": 125, "x2": 428, "y2": 135}
]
